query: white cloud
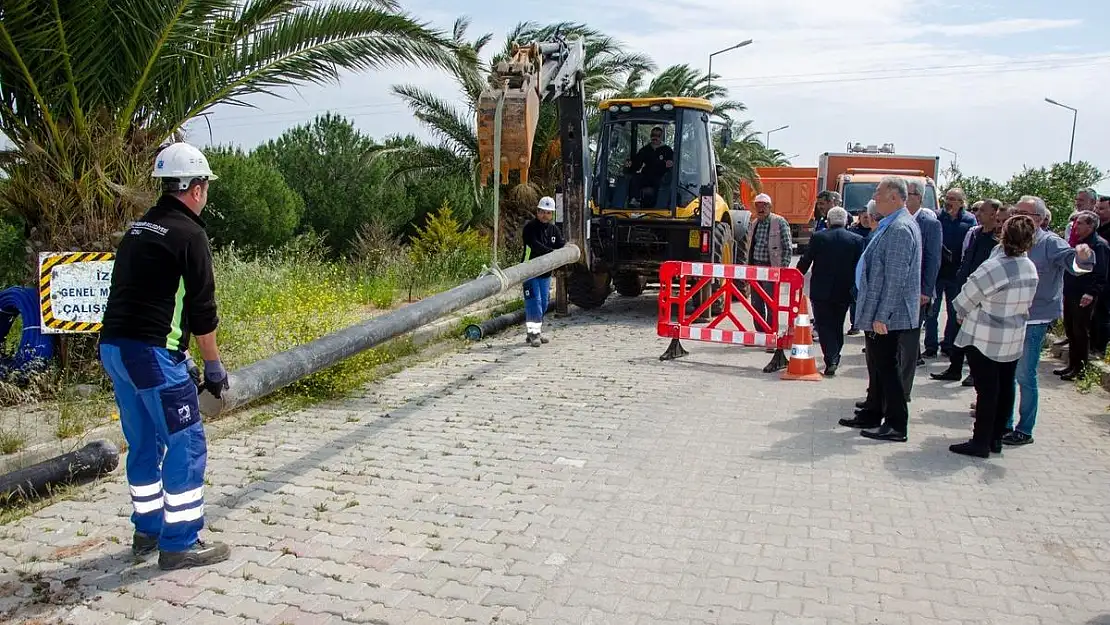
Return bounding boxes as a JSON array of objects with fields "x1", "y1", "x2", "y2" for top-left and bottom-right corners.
[
  {"x1": 205, "y1": 0, "x2": 1109, "y2": 190},
  {"x1": 919, "y1": 18, "x2": 1082, "y2": 37}
]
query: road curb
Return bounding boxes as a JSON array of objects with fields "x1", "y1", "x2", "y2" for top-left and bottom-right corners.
[
  {"x1": 0, "y1": 295, "x2": 520, "y2": 476},
  {"x1": 1045, "y1": 331, "x2": 1110, "y2": 391}
]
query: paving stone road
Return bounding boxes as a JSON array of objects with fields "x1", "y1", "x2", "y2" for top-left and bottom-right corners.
[{"x1": 3, "y1": 294, "x2": 1110, "y2": 625}]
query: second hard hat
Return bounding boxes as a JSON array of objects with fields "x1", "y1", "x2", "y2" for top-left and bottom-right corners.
[{"x1": 537, "y1": 196, "x2": 556, "y2": 211}]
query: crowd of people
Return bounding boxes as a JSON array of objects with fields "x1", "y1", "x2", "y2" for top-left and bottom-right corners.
[{"x1": 771, "y1": 181, "x2": 1106, "y2": 457}]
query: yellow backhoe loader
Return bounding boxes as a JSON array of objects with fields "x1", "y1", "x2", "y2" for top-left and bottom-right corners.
[{"x1": 477, "y1": 34, "x2": 748, "y2": 311}]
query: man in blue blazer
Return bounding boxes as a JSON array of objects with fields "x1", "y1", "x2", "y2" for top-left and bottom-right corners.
[
  {"x1": 850, "y1": 176, "x2": 923, "y2": 442},
  {"x1": 796, "y1": 206, "x2": 864, "y2": 376}
]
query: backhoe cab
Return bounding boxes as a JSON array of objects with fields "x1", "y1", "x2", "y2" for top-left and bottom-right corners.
[{"x1": 587, "y1": 97, "x2": 743, "y2": 305}]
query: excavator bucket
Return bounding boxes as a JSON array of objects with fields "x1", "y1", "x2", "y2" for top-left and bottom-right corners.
[{"x1": 477, "y1": 45, "x2": 541, "y2": 187}]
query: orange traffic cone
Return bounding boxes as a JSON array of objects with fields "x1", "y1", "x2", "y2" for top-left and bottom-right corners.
[{"x1": 781, "y1": 297, "x2": 823, "y2": 381}]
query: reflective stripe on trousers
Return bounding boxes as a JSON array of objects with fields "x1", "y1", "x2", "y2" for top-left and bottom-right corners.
[{"x1": 99, "y1": 338, "x2": 207, "y2": 552}]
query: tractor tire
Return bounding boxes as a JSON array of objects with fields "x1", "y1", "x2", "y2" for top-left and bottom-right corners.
[
  {"x1": 568, "y1": 267, "x2": 610, "y2": 310},
  {"x1": 613, "y1": 272, "x2": 646, "y2": 297},
  {"x1": 727, "y1": 209, "x2": 751, "y2": 265}
]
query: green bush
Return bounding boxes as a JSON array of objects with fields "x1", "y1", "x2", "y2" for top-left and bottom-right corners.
[
  {"x1": 0, "y1": 216, "x2": 28, "y2": 287},
  {"x1": 203, "y1": 147, "x2": 304, "y2": 251}
]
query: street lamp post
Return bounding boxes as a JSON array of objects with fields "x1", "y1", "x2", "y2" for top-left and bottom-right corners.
[
  {"x1": 1045, "y1": 97, "x2": 1077, "y2": 164},
  {"x1": 939, "y1": 146, "x2": 957, "y2": 167},
  {"x1": 707, "y1": 40, "x2": 753, "y2": 92},
  {"x1": 765, "y1": 125, "x2": 788, "y2": 148}
]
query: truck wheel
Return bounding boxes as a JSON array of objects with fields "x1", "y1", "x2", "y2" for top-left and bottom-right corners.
[
  {"x1": 568, "y1": 267, "x2": 610, "y2": 310},
  {"x1": 613, "y1": 272, "x2": 646, "y2": 297}
]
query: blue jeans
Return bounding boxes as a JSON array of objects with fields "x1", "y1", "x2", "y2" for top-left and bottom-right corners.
[
  {"x1": 100, "y1": 339, "x2": 207, "y2": 552},
  {"x1": 925, "y1": 278, "x2": 961, "y2": 351},
  {"x1": 1006, "y1": 322, "x2": 1050, "y2": 436},
  {"x1": 523, "y1": 276, "x2": 551, "y2": 334}
]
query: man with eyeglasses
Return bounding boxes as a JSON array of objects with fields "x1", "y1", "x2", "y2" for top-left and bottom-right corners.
[
  {"x1": 925, "y1": 188, "x2": 976, "y2": 358},
  {"x1": 906, "y1": 180, "x2": 941, "y2": 377},
  {"x1": 625, "y1": 125, "x2": 674, "y2": 208}
]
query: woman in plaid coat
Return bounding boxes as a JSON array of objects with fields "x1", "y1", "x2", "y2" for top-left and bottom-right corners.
[{"x1": 949, "y1": 215, "x2": 1040, "y2": 458}]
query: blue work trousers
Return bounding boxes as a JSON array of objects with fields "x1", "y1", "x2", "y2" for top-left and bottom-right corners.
[
  {"x1": 523, "y1": 276, "x2": 551, "y2": 334},
  {"x1": 1006, "y1": 322, "x2": 1051, "y2": 436},
  {"x1": 99, "y1": 339, "x2": 207, "y2": 552}
]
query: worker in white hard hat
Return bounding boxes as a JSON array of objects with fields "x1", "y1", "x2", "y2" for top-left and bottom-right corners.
[
  {"x1": 742, "y1": 192, "x2": 792, "y2": 331},
  {"x1": 520, "y1": 196, "x2": 565, "y2": 347},
  {"x1": 99, "y1": 141, "x2": 230, "y2": 570}
]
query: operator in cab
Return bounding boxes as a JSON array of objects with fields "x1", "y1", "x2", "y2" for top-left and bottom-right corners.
[
  {"x1": 521, "y1": 196, "x2": 565, "y2": 347},
  {"x1": 625, "y1": 125, "x2": 674, "y2": 208},
  {"x1": 98, "y1": 142, "x2": 230, "y2": 571}
]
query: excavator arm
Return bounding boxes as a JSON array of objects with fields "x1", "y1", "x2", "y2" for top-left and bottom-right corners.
[{"x1": 477, "y1": 34, "x2": 591, "y2": 278}]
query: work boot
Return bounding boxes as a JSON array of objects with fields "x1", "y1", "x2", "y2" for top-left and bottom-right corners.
[
  {"x1": 526, "y1": 333, "x2": 541, "y2": 348},
  {"x1": 158, "y1": 540, "x2": 231, "y2": 571},
  {"x1": 132, "y1": 531, "x2": 158, "y2": 558}
]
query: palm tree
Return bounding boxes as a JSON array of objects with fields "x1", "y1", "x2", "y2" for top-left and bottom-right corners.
[
  {"x1": 0, "y1": 0, "x2": 457, "y2": 256},
  {"x1": 713, "y1": 120, "x2": 791, "y2": 201},
  {"x1": 614, "y1": 63, "x2": 744, "y2": 121}
]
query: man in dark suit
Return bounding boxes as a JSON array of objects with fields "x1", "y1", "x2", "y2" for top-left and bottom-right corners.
[
  {"x1": 842, "y1": 176, "x2": 922, "y2": 442},
  {"x1": 797, "y1": 207, "x2": 864, "y2": 376}
]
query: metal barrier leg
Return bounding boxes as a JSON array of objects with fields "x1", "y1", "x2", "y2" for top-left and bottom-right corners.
[
  {"x1": 659, "y1": 338, "x2": 689, "y2": 361},
  {"x1": 763, "y1": 348, "x2": 788, "y2": 372}
]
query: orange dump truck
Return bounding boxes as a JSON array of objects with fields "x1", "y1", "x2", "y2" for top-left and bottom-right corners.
[
  {"x1": 819, "y1": 143, "x2": 941, "y2": 216},
  {"x1": 738, "y1": 166, "x2": 820, "y2": 252}
]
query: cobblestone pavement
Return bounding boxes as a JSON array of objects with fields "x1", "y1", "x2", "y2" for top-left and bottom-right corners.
[{"x1": 3, "y1": 295, "x2": 1110, "y2": 625}]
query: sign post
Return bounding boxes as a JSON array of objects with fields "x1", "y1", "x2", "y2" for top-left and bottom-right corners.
[{"x1": 39, "y1": 252, "x2": 115, "y2": 333}]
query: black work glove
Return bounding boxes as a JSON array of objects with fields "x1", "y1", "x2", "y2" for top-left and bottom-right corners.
[
  {"x1": 185, "y1": 356, "x2": 202, "y2": 389},
  {"x1": 203, "y1": 360, "x2": 229, "y2": 399}
]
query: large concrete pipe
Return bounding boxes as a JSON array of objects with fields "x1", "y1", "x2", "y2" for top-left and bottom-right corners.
[{"x1": 200, "y1": 245, "x2": 581, "y2": 417}]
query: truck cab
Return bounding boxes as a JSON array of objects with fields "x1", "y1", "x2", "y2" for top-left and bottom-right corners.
[{"x1": 840, "y1": 170, "x2": 939, "y2": 215}]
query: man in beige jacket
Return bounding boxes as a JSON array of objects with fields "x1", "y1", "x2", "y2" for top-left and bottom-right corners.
[{"x1": 743, "y1": 192, "x2": 793, "y2": 324}]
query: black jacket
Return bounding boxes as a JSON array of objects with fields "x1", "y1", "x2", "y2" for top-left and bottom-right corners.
[
  {"x1": 521, "y1": 218, "x2": 565, "y2": 279},
  {"x1": 796, "y1": 225, "x2": 865, "y2": 304},
  {"x1": 957, "y1": 229, "x2": 998, "y2": 286},
  {"x1": 100, "y1": 196, "x2": 219, "y2": 352},
  {"x1": 1064, "y1": 232, "x2": 1110, "y2": 299}
]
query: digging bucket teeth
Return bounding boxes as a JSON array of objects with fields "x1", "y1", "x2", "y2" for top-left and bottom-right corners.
[{"x1": 477, "y1": 45, "x2": 542, "y2": 186}]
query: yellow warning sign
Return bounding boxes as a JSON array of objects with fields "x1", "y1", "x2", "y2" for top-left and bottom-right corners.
[{"x1": 39, "y1": 252, "x2": 115, "y2": 334}]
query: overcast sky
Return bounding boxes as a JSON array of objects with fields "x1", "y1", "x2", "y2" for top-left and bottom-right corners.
[{"x1": 187, "y1": 0, "x2": 1110, "y2": 192}]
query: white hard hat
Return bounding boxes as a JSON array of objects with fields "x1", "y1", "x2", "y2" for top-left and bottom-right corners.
[
  {"x1": 537, "y1": 196, "x2": 556, "y2": 211},
  {"x1": 754, "y1": 193, "x2": 772, "y2": 204},
  {"x1": 152, "y1": 142, "x2": 218, "y2": 190}
]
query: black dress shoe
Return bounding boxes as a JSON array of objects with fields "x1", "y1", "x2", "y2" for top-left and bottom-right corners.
[
  {"x1": 1060, "y1": 370, "x2": 1080, "y2": 381},
  {"x1": 861, "y1": 425, "x2": 907, "y2": 441},
  {"x1": 949, "y1": 441, "x2": 989, "y2": 458},
  {"x1": 1053, "y1": 366, "x2": 1073, "y2": 376},
  {"x1": 961, "y1": 375, "x2": 974, "y2": 387},
  {"x1": 916, "y1": 358, "x2": 926, "y2": 367},
  {"x1": 839, "y1": 416, "x2": 881, "y2": 428},
  {"x1": 823, "y1": 364, "x2": 838, "y2": 376},
  {"x1": 854, "y1": 401, "x2": 868, "y2": 409},
  {"x1": 930, "y1": 369, "x2": 961, "y2": 381},
  {"x1": 922, "y1": 349, "x2": 937, "y2": 358}
]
